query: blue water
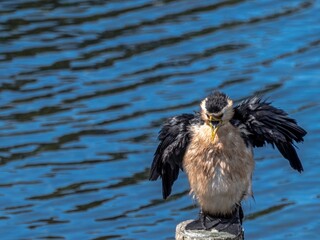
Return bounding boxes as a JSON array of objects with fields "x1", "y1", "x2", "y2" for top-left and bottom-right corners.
[{"x1": 0, "y1": 0, "x2": 320, "y2": 239}]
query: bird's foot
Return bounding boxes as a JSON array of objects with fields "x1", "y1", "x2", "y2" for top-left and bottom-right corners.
[
  {"x1": 185, "y1": 206, "x2": 243, "y2": 236},
  {"x1": 199, "y1": 210, "x2": 220, "y2": 230}
]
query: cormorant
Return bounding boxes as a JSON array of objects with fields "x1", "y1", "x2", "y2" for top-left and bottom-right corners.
[{"x1": 149, "y1": 91, "x2": 306, "y2": 235}]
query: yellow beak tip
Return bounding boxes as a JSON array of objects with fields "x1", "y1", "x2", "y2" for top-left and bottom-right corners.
[{"x1": 210, "y1": 125, "x2": 219, "y2": 141}]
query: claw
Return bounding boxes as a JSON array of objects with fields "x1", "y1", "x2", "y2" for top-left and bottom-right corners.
[
  {"x1": 186, "y1": 205, "x2": 243, "y2": 236},
  {"x1": 200, "y1": 210, "x2": 221, "y2": 230},
  {"x1": 200, "y1": 210, "x2": 208, "y2": 230}
]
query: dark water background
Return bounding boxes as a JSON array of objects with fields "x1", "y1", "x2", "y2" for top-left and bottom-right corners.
[{"x1": 1, "y1": 0, "x2": 320, "y2": 239}]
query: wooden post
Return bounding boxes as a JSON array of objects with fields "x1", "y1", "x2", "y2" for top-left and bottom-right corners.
[{"x1": 176, "y1": 220, "x2": 244, "y2": 240}]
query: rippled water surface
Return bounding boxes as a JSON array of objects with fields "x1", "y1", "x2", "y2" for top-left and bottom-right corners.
[{"x1": 1, "y1": 0, "x2": 320, "y2": 239}]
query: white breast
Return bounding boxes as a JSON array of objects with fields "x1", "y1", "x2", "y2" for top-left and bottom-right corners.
[{"x1": 183, "y1": 123, "x2": 255, "y2": 215}]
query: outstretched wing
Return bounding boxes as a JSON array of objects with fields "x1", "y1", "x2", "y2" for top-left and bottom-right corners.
[
  {"x1": 149, "y1": 114, "x2": 195, "y2": 199},
  {"x1": 231, "y1": 96, "x2": 307, "y2": 172}
]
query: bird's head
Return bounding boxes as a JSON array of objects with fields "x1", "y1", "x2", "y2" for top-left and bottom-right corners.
[{"x1": 200, "y1": 91, "x2": 234, "y2": 140}]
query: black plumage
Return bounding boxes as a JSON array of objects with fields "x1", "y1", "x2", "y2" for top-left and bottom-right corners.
[
  {"x1": 149, "y1": 114, "x2": 201, "y2": 199},
  {"x1": 231, "y1": 96, "x2": 306, "y2": 172},
  {"x1": 205, "y1": 91, "x2": 229, "y2": 113},
  {"x1": 149, "y1": 93, "x2": 307, "y2": 200}
]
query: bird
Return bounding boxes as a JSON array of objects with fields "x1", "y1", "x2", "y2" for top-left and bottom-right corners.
[{"x1": 149, "y1": 91, "x2": 306, "y2": 235}]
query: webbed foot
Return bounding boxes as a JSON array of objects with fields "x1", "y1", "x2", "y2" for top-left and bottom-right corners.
[{"x1": 185, "y1": 205, "x2": 244, "y2": 237}]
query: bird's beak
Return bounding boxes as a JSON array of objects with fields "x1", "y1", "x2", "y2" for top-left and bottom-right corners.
[
  {"x1": 209, "y1": 122, "x2": 220, "y2": 141},
  {"x1": 208, "y1": 116, "x2": 222, "y2": 141}
]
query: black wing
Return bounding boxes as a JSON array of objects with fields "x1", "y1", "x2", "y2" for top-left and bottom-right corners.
[
  {"x1": 149, "y1": 114, "x2": 196, "y2": 199},
  {"x1": 231, "y1": 96, "x2": 307, "y2": 172}
]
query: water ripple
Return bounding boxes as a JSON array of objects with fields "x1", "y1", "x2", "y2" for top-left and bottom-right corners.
[{"x1": 0, "y1": 0, "x2": 319, "y2": 239}]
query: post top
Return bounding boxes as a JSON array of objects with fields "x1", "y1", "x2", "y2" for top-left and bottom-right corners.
[{"x1": 176, "y1": 220, "x2": 244, "y2": 240}]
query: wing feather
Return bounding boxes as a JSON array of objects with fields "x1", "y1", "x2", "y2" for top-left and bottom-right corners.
[
  {"x1": 149, "y1": 114, "x2": 195, "y2": 199},
  {"x1": 232, "y1": 96, "x2": 307, "y2": 172}
]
